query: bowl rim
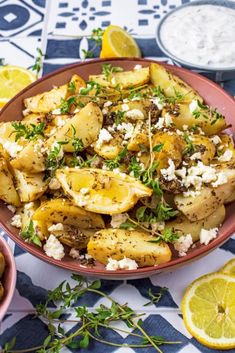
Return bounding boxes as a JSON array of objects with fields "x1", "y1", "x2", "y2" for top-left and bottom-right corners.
[
  {"x1": 156, "y1": 0, "x2": 235, "y2": 72},
  {"x1": 0, "y1": 236, "x2": 16, "y2": 321},
  {"x1": 1, "y1": 57, "x2": 235, "y2": 278}
]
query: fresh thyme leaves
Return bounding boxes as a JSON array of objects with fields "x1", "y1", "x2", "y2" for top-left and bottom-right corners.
[
  {"x1": 11, "y1": 121, "x2": 45, "y2": 141},
  {"x1": 45, "y1": 142, "x2": 64, "y2": 172},
  {"x1": 136, "y1": 201, "x2": 178, "y2": 224},
  {"x1": 192, "y1": 100, "x2": 223, "y2": 125},
  {"x1": 104, "y1": 147, "x2": 127, "y2": 170},
  {"x1": 79, "y1": 81, "x2": 101, "y2": 96},
  {"x1": 114, "y1": 110, "x2": 125, "y2": 125},
  {"x1": 144, "y1": 287, "x2": 168, "y2": 306},
  {"x1": 166, "y1": 89, "x2": 184, "y2": 104},
  {"x1": 153, "y1": 143, "x2": 164, "y2": 152},
  {"x1": 82, "y1": 27, "x2": 104, "y2": 59},
  {"x1": 71, "y1": 125, "x2": 84, "y2": 153},
  {"x1": 101, "y1": 63, "x2": 123, "y2": 81},
  {"x1": 59, "y1": 96, "x2": 77, "y2": 114},
  {"x1": 70, "y1": 154, "x2": 97, "y2": 168},
  {"x1": 152, "y1": 86, "x2": 166, "y2": 103},
  {"x1": 211, "y1": 108, "x2": 223, "y2": 125},
  {"x1": 68, "y1": 81, "x2": 76, "y2": 93},
  {"x1": 155, "y1": 202, "x2": 178, "y2": 221},
  {"x1": 32, "y1": 47, "x2": 44, "y2": 78},
  {"x1": 128, "y1": 156, "x2": 143, "y2": 178},
  {"x1": 20, "y1": 220, "x2": 42, "y2": 247},
  {"x1": 141, "y1": 162, "x2": 163, "y2": 196},
  {"x1": 182, "y1": 132, "x2": 195, "y2": 155},
  {"x1": 149, "y1": 227, "x2": 180, "y2": 244},
  {"x1": 151, "y1": 86, "x2": 185, "y2": 105},
  {"x1": 2, "y1": 275, "x2": 181, "y2": 353},
  {"x1": 119, "y1": 221, "x2": 137, "y2": 230}
]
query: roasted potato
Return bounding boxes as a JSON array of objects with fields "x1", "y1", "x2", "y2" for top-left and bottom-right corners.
[
  {"x1": 89, "y1": 67, "x2": 150, "y2": 88},
  {"x1": 175, "y1": 168, "x2": 235, "y2": 221},
  {"x1": 13, "y1": 169, "x2": 48, "y2": 202},
  {"x1": 47, "y1": 102, "x2": 103, "y2": 152},
  {"x1": 88, "y1": 228, "x2": 171, "y2": 267},
  {"x1": 190, "y1": 135, "x2": 216, "y2": 165},
  {"x1": 32, "y1": 198, "x2": 105, "y2": 229},
  {"x1": 20, "y1": 201, "x2": 47, "y2": 240},
  {"x1": 152, "y1": 131, "x2": 185, "y2": 169},
  {"x1": 110, "y1": 100, "x2": 150, "y2": 120},
  {"x1": 0, "y1": 122, "x2": 26, "y2": 159},
  {"x1": 10, "y1": 140, "x2": 46, "y2": 173},
  {"x1": 150, "y1": 62, "x2": 203, "y2": 103},
  {"x1": 94, "y1": 135, "x2": 123, "y2": 159},
  {"x1": 0, "y1": 157, "x2": 21, "y2": 206},
  {"x1": 22, "y1": 113, "x2": 45, "y2": 124},
  {"x1": 47, "y1": 225, "x2": 94, "y2": 249},
  {"x1": 167, "y1": 205, "x2": 225, "y2": 242},
  {"x1": 127, "y1": 122, "x2": 149, "y2": 152},
  {"x1": 0, "y1": 252, "x2": 6, "y2": 278}
]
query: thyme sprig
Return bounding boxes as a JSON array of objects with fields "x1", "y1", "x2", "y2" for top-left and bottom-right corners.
[
  {"x1": 20, "y1": 220, "x2": 42, "y2": 247},
  {"x1": 101, "y1": 63, "x2": 123, "y2": 81},
  {"x1": 82, "y1": 27, "x2": 104, "y2": 59},
  {"x1": 2, "y1": 275, "x2": 181, "y2": 353},
  {"x1": 32, "y1": 47, "x2": 44, "y2": 78},
  {"x1": 11, "y1": 122, "x2": 45, "y2": 141}
]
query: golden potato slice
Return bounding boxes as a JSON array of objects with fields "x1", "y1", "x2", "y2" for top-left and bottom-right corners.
[
  {"x1": 191, "y1": 135, "x2": 216, "y2": 165},
  {"x1": 165, "y1": 103, "x2": 226, "y2": 135},
  {"x1": 47, "y1": 225, "x2": 94, "y2": 249},
  {"x1": 175, "y1": 168, "x2": 235, "y2": 221},
  {"x1": 94, "y1": 135, "x2": 122, "y2": 159},
  {"x1": 10, "y1": 140, "x2": 46, "y2": 173},
  {"x1": 47, "y1": 102, "x2": 103, "y2": 152},
  {"x1": 32, "y1": 198, "x2": 105, "y2": 229},
  {"x1": 56, "y1": 168, "x2": 152, "y2": 215},
  {"x1": 110, "y1": 100, "x2": 150, "y2": 120},
  {"x1": 150, "y1": 62, "x2": 202, "y2": 103},
  {"x1": 152, "y1": 131, "x2": 185, "y2": 169},
  {"x1": 89, "y1": 67, "x2": 150, "y2": 88},
  {"x1": 0, "y1": 252, "x2": 6, "y2": 278},
  {"x1": 22, "y1": 113, "x2": 45, "y2": 124},
  {"x1": 13, "y1": 169, "x2": 48, "y2": 202},
  {"x1": 87, "y1": 228, "x2": 171, "y2": 267},
  {"x1": 127, "y1": 122, "x2": 149, "y2": 152},
  {"x1": 167, "y1": 205, "x2": 225, "y2": 242},
  {"x1": 0, "y1": 157, "x2": 20, "y2": 206},
  {"x1": 20, "y1": 201, "x2": 47, "y2": 241}
]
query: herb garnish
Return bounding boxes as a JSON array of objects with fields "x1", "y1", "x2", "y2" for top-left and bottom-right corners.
[
  {"x1": 2, "y1": 275, "x2": 181, "y2": 352},
  {"x1": 68, "y1": 81, "x2": 76, "y2": 93},
  {"x1": 182, "y1": 132, "x2": 195, "y2": 155},
  {"x1": 144, "y1": 287, "x2": 168, "y2": 306},
  {"x1": 149, "y1": 227, "x2": 180, "y2": 244},
  {"x1": 59, "y1": 96, "x2": 77, "y2": 114},
  {"x1": 101, "y1": 63, "x2": 123, "y2": 81},
  {"x1": 104, "y1": 147, "x2": 127, "y2": 170},
  {"x1": 128, "y1": 156, "x2": 143, "y2": 178},
  {"x1": 153, "y1": 143, "x2": 164, "y2": 152},
  {"x1": 11, "y1": 121, "x2": 45, "y2": 141},
  {"x1": 32, "y1": 47, "x2": 44, "y2": 78},
  {"x1": 71, "y1": 125, "x2": 84, "y2": 153},
  {"x1": 45, "y1": 142, "x2": 65, "y2": 172},
  {"x1": 20, "y1": 220, "x2": 42, "y2": 247},
  {"x1": 82, "y1": 27, "x2": 104, "y2": 59},
  {"x1": 192, "y1": 100, "x2": 224, "y2": 125}
]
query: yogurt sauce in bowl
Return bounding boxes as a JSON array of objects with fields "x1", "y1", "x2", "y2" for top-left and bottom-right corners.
[{"x1": 158, "y1": 3, "x2": 235, "y2": 70}]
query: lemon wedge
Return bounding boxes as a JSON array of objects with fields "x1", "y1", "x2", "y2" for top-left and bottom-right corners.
[
  {"x1": 220, "y1": 258, "x2": 235, "y2": 276},
  {"x1": 100, "y1": 25, "x2": 141, "y2": 58},
  {"x1": 0, "y1": 66, "x2": 36, "y2": 108},
  {"x1": 55, "y1": 168, "x2": 152, "y2": 215},
  {"x1": 182, "y1": 273, "x2": 235, "y2": 350}
]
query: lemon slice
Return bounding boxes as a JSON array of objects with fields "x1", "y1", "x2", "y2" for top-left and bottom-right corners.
[
  {"x1": 100, "y1": 25, "x2": 141, "y2": 58},
  {"x1": 56, "y1": 168, "x2": 152, "y2": 215},
  {"x1": 0, "y1": 66, "x2": 36, "y2": 108},
  {"x1": 182, "y1": 273, "x2": 235, "y2": 350},
  {"x1": 220, "y1": 259, "x2": 235, "y2": 275}
]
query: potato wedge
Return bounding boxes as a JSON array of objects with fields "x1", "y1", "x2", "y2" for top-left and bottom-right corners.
[
  {"x1": 94, "y1": 135, "x2": 123, "y2": 159},
  {"x1": 47, "y1": 102, "x2": 103, "y2": 152},
  {"x1": 175, "y1": 169, "x2": 235, "y2": 221},
  {"x1": 0, "y1": 157, "x2": 20, "y2": 206},
  {"x1": 32, "y1": 198, "x2": 105, "y2": 229},
  {"x1": 150, "y1": 63, "x2": 202, "y2": 103},
  {"x1": 164, "y1": 103, "x2": 227, "y2": 135},
  {"x1": 87, "y1": 228, "x2": 171, "y2": 267},
  {"x1": 47, "y1": 225, "x2": 94, "y2": 249},
  {"x1": 89, "y1": 67, "x2": 150, "y2": 88},
  {"x1": 0, "y1": 122, "x2": 26, "y2": 159},
  {"x1": 22, "y1": 113, "x2": 45, "y2": 124},
  {"x1": 153, "y1": 131, "x2": 185, "y2": 169},
  {"x1": 10, "y1": 140, "x2": 46, "y2": 173},
  {"x1": 110, "y1": 100, "x2": 150, "y2": 120},
  {"x1": 13, "y1": 169, "x2": 48, "y2": 202},
  {"x1": 167, "y1": 205, "x2": 225, "y2": 242},
  {"x1": 127, "y1": 122, "x2": 149, "y2": 152},
  {"x1": 20, "y1": 201, "x2": 47, "y2": 240},
  {"x1": 56, "y1": 168, "x2": 152, "y2": 214},
  {"x1": 190, "y1": 135, "x2": 216, "y2": 165}
]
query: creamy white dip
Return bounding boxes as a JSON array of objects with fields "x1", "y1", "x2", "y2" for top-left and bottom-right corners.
[{"x1": 160, "y1": 5, "x2": 235, "y2": 68}]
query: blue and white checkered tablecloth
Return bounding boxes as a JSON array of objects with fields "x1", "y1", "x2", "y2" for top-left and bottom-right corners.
[{"x1": 0, "y1": 1, "x2": 235, "y2": 352}]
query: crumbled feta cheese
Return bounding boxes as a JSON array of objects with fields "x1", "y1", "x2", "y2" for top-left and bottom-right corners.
[
  {"x1": 106, "y1": 257, "x2": 138, "y2": 271},
  {"x1": 125, "y1": 109, "x2": 144, "y2": 120},
  {"x1": 174, "y1": 234, "x2": 193, "y2": 257},
  {"x1": 44, "y1": 234, "x2": 65, "y2": 260},
  {"x1": 155, "y1": 117, "x2": 164, "y2": 129},
  {"x1": 102, "y1": 108, "x2": 108, "y2": 115},
  {"x1": 189, "y1": 99, "x2": 198, "y2": 113},
  {"x1": 212, "y1": 172, "x2": 228, "y2": 187},
  {"x1": 110, "y1": 213, "x2": 128, "y2": 228},
  {"x1": 116, "y1": 122, "x2": 134, "y2": 140},
  {"x1": 25, "y1": 202, "x2": 34, "y2": 210},
  {"x1": 164, "y1": 113, "x2": 173, "y2": 126},
  {"x1": 121, "y1": 103, "x2": 129, "y2": 112},
  {"x1": 3, "y1": 141, "x2": 23, "y2": 158},
  {"x1": 7, "y1": 205, "x2": 16, "y2": 213},
  {"x1": 134, "y1": 64, "x2": 142, "y2": 70},
  {"x1": 69, "y1": 248, "x2": 80, "y2": 259},
  {"x1": 56, "y1": 116, "x2": 67, "y2": 127},
  {"x1": 104, "y1": 100, "x2": 112, "y2": 107},
  {"x1": 175, "y1": 167, "x2": 187, "y2": 179},
  {"x1": 80, "y1": 187, "x2": 89, "y2": 195},
  {"x1": 11, "y1": 214, "x2": 22, "y2": 228},
  {"x1": 49, "y1": 178, "x2": 61, "y2": 190},
  {"x1": 52, "y1": 108, "x2": 62, "y2": 115},
  {"x1": 96, "y1": 128, "x2": 113, "y2": 147},
  {"x1": 161, "y1": 159, "x2": 176, "y2": 181},
  {"x1": 210, "y1": 135, "x2": 222, "y2": 145},
  {"x1": 48, "y1": 223, "x2": 64, "y2": 232},
  {"x1": 22, "y1": 108, "x2": 30, "y2": 116},
  {"x1": 111, "y1": 77, "x2": 116, "y2": 85},
  {"x1": 218, "y1": 149, "x2": 233, "y2": 162},
  {"x1": 151, "y1": 97, "x2": 164, "y2": 110},
  {"x1": 200, "y1": 228, "x2": 218, "y2": 245},
  {"x1": 183, "y1": 190, "x2": 201, "y2": 197},
  {"x1": 77, "y1": 200, "x2": 87, "y2": 207},
  {"x1": 155, "y1": 114, "x2": 172, "y2": 129},
  {"x1": 190, "y1": 152, "x2": 202, "y2": 160}
]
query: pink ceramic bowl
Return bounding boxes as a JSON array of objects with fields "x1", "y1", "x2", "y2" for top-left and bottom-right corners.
[{"x1": 0, "y1": 236, "x2": 16, "y2": 321}]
